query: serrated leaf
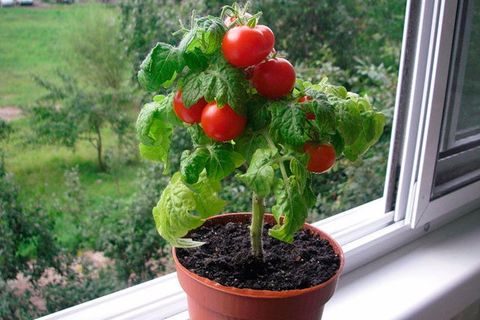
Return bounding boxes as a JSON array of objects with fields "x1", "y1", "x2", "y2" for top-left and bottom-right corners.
[
  {"x1": 205, "y1": 144, "x2": 244, "y2": 180},
  {"x1": 178, "y1": 17, "x2": 226, "y2": 72},
  {"x1": 180, "y1": 148, "x2": 210, "y2": 184},
  {"x1": 195, "y1": 16, "x2": 226, "y2": 54},
  {"x1": 139, "y1": 143, "x2": 169, "y2": 163},
  {"x1": 137, "y1": 43, "x2": 183, "y2": 92},
  {"x1": 344, "y1": 111, "x2": 386, "y2": 161},
  {"x1": 187, "y1": 124, "x2": 213, "y2": 146},
  {"x1": 189, "y1": 172, "x2": 226, "y2": 217},
  {"x1": 311, "y1": 95, "x2": 336, "y2": 134},
  {"x1": 237, "y1": 148, "x2": 276, "y2": 197},
  {"x1": 181, "y1": 71, "x2": 205, "y2": 108},
  {"x1": 290, "y1": 157, "x2": 308, "y2": 191},
  {"x1": 246, "y1": 97, "x2": 271, "y2": 131},
  {"x1": 202, "y1": 55, "x2": 249, "y2": 113},
  {"x1": 269, "y1": 176, "x2": 309, "y2": 243},
  {"x1": 336, "y1": 100, "x2": 363, "y2": 145},
  {"x1": 235, "y1": 133, "x2": 269, "y2": 164},
  {"x1": 136, "y1": 94, "x2": 180, "y2": 145},
  {"x1": 153, "y1": 172, "x2": 225, "y2": 248},
  {"x1": 270, "y1": 101, "x2": 307, "y2": 147},
  {"x1": 136, "y1": 94, "x2": 179, "y2": 165},
  {"x1": 330, "y1": 131, "x2": 345, "y2": 155}
]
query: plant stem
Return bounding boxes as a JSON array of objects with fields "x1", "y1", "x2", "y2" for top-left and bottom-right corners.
[{"x1": 250, "y1": 192, "x2": 265, "y2": 260}]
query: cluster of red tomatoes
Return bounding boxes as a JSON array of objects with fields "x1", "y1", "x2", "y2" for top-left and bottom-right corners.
[{"x1": 173, "y1": 19, "x2": 335, "y2": 173}]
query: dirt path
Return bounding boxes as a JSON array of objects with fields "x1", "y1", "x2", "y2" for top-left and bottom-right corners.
[{"x1": 0, "y1": 106, "x2": 23, "y2": 121}]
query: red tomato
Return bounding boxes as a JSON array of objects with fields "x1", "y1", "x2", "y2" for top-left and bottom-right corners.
[
  {"x1": 201, "y1": 102, "x2": 247, "y2": 142},
  {"x1": 298, "y1": 95, "x2": 315, "y2": 120},
  {"x1": 222, "y1": 25, "x2": 275, "y2": 68},
  {"x1": 298, "y1": 95, "x2": 312, "y2": 103},
  {"x1": 303, "y1": 143, "x2": 336, "y2": 173},
  {"x1": 173, "y1": 90, "x2": 207, "y2": 124},
  {"x1": 256, "y1": 25, "x2": 275, "y2": 52},
  {"x1": 252, "y1": 58, "x2": 296, "y2": 99}
]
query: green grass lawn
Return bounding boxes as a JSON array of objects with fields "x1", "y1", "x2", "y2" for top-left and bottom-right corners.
[
  {"x1": 0, "y1": 3, "x2": 114, "y2": 107},
  {"x1": 0, "y1": 3, "x2": 142, "y2": 251}
]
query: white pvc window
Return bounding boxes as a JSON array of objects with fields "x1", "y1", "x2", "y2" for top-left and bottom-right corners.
[{"x1": 396, "y1": 0, "x2": 480, "y2": 229}]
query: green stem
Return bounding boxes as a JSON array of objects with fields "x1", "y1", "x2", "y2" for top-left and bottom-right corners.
[{"x1": 250, "y1": 192, "x2": 265, "y2": 260}]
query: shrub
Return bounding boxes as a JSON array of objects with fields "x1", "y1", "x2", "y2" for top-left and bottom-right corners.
[
  {"x1": 0, "y1": 162, "x2": 60, "y2": 281},
  {"x1": 98, "y1": 163, "x2": 170, "y2": 283}
]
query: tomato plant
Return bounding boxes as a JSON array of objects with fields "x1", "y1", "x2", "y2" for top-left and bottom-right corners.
[
  {"x1": 303, "y1": 143, "x2": 336, "y2": 173},
  {"x1": 222, "y1": 25, "x2": 274, "y2": 68},
  {"x1": 298, "y1": 95, "x2": 315, "y2": 120},
  {"x1": 173, "y1": 90, "x2": 207, "y2": 124},
  {"x1": 201, "y1": 102, "x2": 246, "y2": 142},
  {"x1": 135, "y1": 3, "x2": 386, "y2": 258},
  {"x1": 252, "y1": 58, "x2": 296, "y2": 99}
]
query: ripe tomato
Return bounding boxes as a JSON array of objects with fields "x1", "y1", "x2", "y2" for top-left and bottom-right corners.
[
  {"x1": 252, "y1": 58, "x2": 296, "y2": 99},
  {"x1": 173, "y1": 90, "x2": 207, "y2": 124},
  {"x1": 222, "y1": 25, "x2": 275, "y2": 68},
  {"x1": 303, "y1": 142, "x2": 336, "y2": 173},
  {"x1": 298, "y1": 95, "x2": 315, "y2": 120},
  {"x1": 201, "y1": 102, "x2": 247, "y2": 142},
  {"x1": 256, "y1": 25, "x2": 275, "y2": 52}
]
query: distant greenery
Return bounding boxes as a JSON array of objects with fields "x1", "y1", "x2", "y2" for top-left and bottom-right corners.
[{"x1": 0, "y1": 3, "x2": 116, "y2": 108}]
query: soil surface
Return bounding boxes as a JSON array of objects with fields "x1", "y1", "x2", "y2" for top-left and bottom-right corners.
[{"x1": 177, "y1": 221, "x2": 340, "y2": 291}]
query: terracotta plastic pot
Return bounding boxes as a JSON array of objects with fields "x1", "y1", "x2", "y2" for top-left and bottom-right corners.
[{"x1": 173, "y1": 213, "x2": 345, "y2": 320}]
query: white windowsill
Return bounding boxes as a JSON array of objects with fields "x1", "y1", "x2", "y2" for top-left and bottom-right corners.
[{"x1": 38, "y1": 208, "x2": 480, "y2": 320}]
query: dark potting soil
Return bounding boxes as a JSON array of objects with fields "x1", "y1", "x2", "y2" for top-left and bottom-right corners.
[{"x1": 176, "y1": 221, "x2": 341, "y2": 291}]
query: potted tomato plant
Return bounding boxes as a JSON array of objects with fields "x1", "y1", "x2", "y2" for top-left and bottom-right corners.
[{"x1": 135, "y1": 3, "x2": 385, "y2": 320}]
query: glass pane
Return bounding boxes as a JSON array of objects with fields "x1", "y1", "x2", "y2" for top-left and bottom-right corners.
[
  {"x1": 435, "y1": 0, "x2": 480, "y2": 197},
  {"x1": 442, "y1": 0, "x2": 480, "y2": 151}
]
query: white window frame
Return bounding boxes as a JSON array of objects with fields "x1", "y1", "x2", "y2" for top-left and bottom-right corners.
[{"x1": 39, "y1": 0, "x2": 480, "y2": 319}]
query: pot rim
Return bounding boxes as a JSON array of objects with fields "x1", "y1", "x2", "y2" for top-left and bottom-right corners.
[{"x1": 173, "y1": 212, "x2": 345, "y2": 299}]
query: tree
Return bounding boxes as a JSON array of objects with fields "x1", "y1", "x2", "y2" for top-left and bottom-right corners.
[
  {"x1": 30, "y1": 8, "x2": 135, "y2": 171},
  {"x1": 30, "y1": 73, "x2": 130, "y2": 171}
]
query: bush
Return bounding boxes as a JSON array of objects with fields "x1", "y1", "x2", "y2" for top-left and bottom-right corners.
[
  {"x1": 0, "y1": 162, "x2": 60, "y2": 281},
  {"x1": 98, "y1": 163, "x2": 170, "y2": 284}
]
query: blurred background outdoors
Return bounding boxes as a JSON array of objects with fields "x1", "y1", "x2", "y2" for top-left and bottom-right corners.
[{"x1": 0, "y1": 0, "x2": 405, "y2": 318}]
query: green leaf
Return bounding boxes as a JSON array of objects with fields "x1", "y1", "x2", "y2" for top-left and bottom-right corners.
[
  {"x1": 181, "y1": 71, "x2": 205, "y2": 108},
  {"x1": 178, "y1": 17, "x2": 226, "y2": 72},
  {"x1": 136, "y1": 94, "x2": 180, "y2": 144},
  {"x1": 336, "y1": 100, "x2": 363, "y2": 145},
  {"x1": 205, "y1": 144, "x2": 244, "y2": 180},
  {"x1": 189, "y1": 172, "x2": 226, "y2": 218},
  {"x1": 153, "y1": 172, "x2": 225, "y2": 248},
  {"x1": 237, "y1": 148, "x2": 276, "y2": 197},
  {"x1": 180, "y1": 148, "x2": 210, "y2": 184},
  {"x1": 344, "y1": 111, "x2": 386, "y2": 161},
  {"x1": 330, "y1": 131, "x2": 345, "y2": 155},
  {"x1": 187, "y1": 124, "x2": 213, "y2": 146},
  {"x1": 246, "y1": 97, "x2": 271, "y2": 131},
  {"x1": 195, "y1": 16, "x2": 226, "y2": 54},
  {"x1": 289, "y1": 157, "x2": 308, "y2": 191},
  {"x1": 136, "y1": 94, "x2": 179, "y2": 165},
  {"x1": 139, "y1": 143, "x2": 169, "y2": 163},
  {"x1": 137, "y1": 42, "x2": 184, "y2": 92},
  {"x1": 191, "y1": 55, "x2": 249, "y2": 113},
  {"x1": 180, "y1": 143, "x2": 244, "y2": 183},
  {"x1": 270, "y1": 101, "x2": 308, "y2": 147},
  {"x1": 235, "y1": 133, "x2": 269, "y2": 164},
  {"x1": 311, "y1": 95, "x2": 336, "y2": 135},
  {"x1": 269, "y1": 176, "x2": 309, "y2": 243}
]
